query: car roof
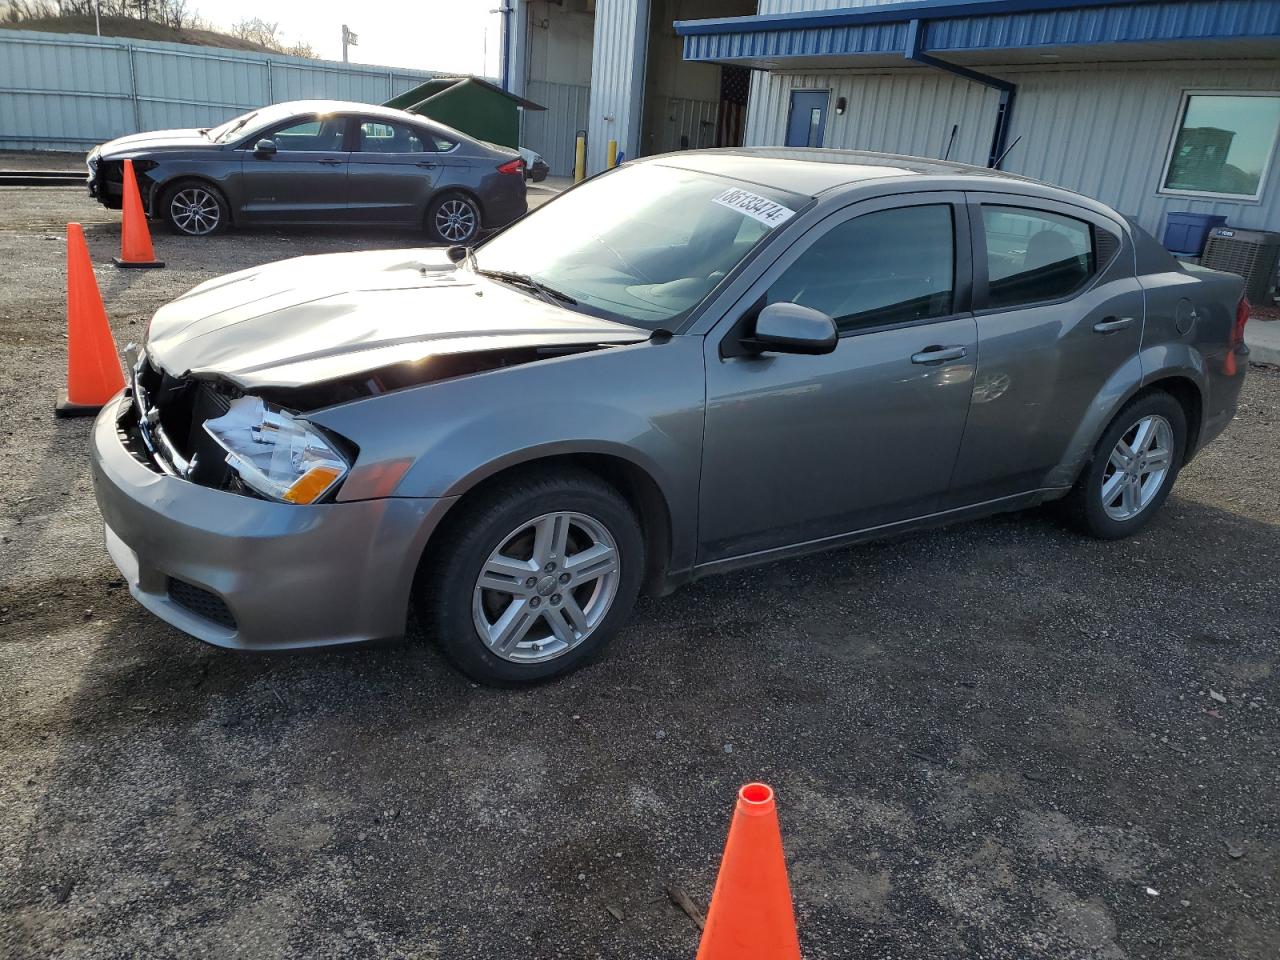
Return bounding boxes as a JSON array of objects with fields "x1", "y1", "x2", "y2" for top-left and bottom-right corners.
[
  {"x1": 640, "y1": 147, "x2": 1047, "y2": 197},
  {"x1": 275, "y1": 99, "x2": 428, "y2": 123},
  {"x1": 258, "y1": 99, "x2": 490, "y2": 150}
]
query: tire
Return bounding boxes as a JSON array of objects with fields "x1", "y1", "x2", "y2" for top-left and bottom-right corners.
[
  {"x1": 417, "y1": 469, "x2": 645, "y2": 686},
  {"x1": 426, "y1": 191, "x2": 482, "y2": 245},
  {"x1": 1062, "y1": 391, "x2": 1187, "y2": 539},
  {"x1": 161, "y1": 180, "x2": 229, "y2": 237}
]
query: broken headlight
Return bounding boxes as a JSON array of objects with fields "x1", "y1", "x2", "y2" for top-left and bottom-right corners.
[{"x1": 203, "y1": 396, "x2": 348, "y2": 504}]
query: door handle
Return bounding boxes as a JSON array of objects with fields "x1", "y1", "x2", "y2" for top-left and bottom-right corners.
[
  {"x1": 319, "y1": 158, "x2": 342, "y2": 166},
  {"x1": 911, "y1": 345, "x2": 968, "y2": 365},
  {"x1": 1093, "y1": 316, "x2": 1134, "y2": 333},
  {"x1": 416, "y1": 160, "x2": 438, "y2": 168}
]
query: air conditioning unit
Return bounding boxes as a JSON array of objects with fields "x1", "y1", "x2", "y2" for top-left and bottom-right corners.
[{"x1": 1201, "y1": 226, "x2": 1280, "y2": 304}]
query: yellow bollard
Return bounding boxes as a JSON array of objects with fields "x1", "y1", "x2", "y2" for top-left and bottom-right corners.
[
  {"x1": 606, "y1": 139, "x2": 618, "y2": 169},
  {"x1": 574, "y1": 134, "x2": 586, "y2": 183}
]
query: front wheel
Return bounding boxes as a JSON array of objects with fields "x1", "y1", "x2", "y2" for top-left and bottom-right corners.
[
  {"x1": 418, "y1": 470, "x2": 644, "y2": 685},
  {"x1": 161, "y1": 180, "x2": 229, "y2": 236},
  {"x1": 1063, "y1": 391, "x2": 1187, "y2": 539}
]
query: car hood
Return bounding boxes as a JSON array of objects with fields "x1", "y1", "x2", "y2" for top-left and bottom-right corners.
[
  {"x1": 99, "y1": 128, "x2": 212, "y2": 155},
  {"x1": 145, "y1": 249, "x2": 649, "y2": 390}
]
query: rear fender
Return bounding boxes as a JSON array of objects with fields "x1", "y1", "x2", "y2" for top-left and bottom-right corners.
[{"x1": 1049, "y1": 346, "x2": 1207, "y2": 488}]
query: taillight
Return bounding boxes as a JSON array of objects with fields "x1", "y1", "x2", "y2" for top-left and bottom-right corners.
[
  {"x1": 1232, "y1": 297, "x2": 1250, "y2": 347},
  {"x1": 497, "y1": 158, "x2": 524, "y2": 176}
]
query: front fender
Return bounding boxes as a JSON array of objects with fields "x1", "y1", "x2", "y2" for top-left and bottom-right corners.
[{"x1": 309, "y1": 337, "x2": 708, "y2": 574}]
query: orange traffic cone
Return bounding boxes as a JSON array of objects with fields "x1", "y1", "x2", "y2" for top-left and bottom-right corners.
[
  {"x1": 696, "y1": 783, "x2": 802, "y2": 960},
  {"x1": 56, "y1": 223, "x2": 126, "y2": 418},
  {"x1": 113, "y1": 158, "x2": 164, "y2": 269}
]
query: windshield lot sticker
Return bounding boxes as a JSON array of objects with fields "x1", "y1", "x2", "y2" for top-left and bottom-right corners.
[{"x1": 712, "y1": 189, "x2": 795, "y2": 228}]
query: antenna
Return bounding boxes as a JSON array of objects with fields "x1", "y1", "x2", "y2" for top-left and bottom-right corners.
[
  {"x1": 993, "y1": 134, "x2": 1023, "y2": 170},
  {"x1": 942, "y1": 124, "x2": 958, "y2": 162}
]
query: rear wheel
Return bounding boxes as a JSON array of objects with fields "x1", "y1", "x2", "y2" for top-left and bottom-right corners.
[
  {"x1": 161, "y1": 180, "x2": 229, "y2": 237},
  {"x1": 427, "y1": 192, "x2": 481, "y2": 245},
  {"x1": 1063, "y1": 391, "x2": 1186, "y2": 539},
  {"x1": 418, "y1": 470, "x2": 644, "y2": 685}
]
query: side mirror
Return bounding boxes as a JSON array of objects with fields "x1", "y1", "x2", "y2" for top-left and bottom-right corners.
[
  {"x1": 747, "y1": 302, "x2": 838, "y2": 356},
  {"x1": 253, "y1": 138, "x2": 277, "y2": 157}
]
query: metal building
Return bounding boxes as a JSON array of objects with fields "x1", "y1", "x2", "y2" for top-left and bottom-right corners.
[
  {"x1": 509, "y1": 0, "x2": 1280, "y2": 241},
  {"x1": 674, "y1": 0, "x2": 1280, "y2": 237}
]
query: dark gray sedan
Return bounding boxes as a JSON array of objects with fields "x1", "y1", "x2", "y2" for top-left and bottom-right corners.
[
  {"x1": 86, "y1": 100, "x2": 527, "y2": 244},
  {"x1": 90, "y1": 149, "x2": 1250, "y2": 685}
]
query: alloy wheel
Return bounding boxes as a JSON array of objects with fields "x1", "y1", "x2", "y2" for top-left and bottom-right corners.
[
  {"x1": 472, "y1": 511, "x2": 620, "y2": 663},
  {"x1": 435, "y1": 198, "x2": 477, "y2": 243},
  {"x1": 170, "y1": 187, "x2": 221, "y2": 236},
  {"x1": 1100, "y1": 414, "x2": 1175, "y2": 521}
]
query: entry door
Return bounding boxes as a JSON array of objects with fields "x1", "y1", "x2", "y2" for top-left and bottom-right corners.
[
  {"x1": 239, "y1": 114, "x2": 353, "y2": 222},
  {"x1": 699, "y1": 194, "x2": 977, "y2": 565},
  {"x1": 943, "y1": 195, "x2": 1145, "y2": 507},
  {"x1": 347, "y1": 118, "x2": 458, "y2": 224},
  {"x1": 785, "y1": 90, "x2": 829, "y2": 147}
]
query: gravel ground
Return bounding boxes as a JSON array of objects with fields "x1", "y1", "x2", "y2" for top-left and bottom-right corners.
[{"x1": 0, "y1": 181, "x2": 1277, "y2": 960}]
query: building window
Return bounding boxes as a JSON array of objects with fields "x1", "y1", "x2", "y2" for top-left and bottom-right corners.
[{"x1": 1161, "y1": 92, "x2": 1280, "y2": 201}]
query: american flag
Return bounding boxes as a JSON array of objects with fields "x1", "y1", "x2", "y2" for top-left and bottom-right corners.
[{"x1": 717, "y1": 66, "x2": 751, "y2": 148}]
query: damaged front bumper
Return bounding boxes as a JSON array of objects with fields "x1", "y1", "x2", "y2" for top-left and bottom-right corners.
[{"x1": 90, "y1": 392, "x2": 456, "y2": 650}]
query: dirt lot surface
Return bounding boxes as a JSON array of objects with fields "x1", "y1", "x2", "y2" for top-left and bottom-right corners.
[{"x1": 1, "y1": 181, "x2": 1277, "y2": 960}]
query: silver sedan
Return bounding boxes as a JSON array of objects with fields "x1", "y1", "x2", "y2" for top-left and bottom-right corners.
[{"x1": 91, "y1": 149, "x2": 1250, "y2": 685}]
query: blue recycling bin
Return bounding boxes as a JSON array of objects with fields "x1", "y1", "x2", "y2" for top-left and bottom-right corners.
[{"x1": 1163, "y1": 212, "x2": 1228, "y2": 256}]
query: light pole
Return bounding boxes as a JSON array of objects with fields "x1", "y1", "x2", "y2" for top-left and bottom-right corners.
[{"x1": 342, "y1": 24, "x2": 359, "y2": 63}]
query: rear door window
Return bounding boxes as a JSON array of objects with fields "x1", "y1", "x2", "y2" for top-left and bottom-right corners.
[
  {"x1": 981, "y1": 206, "x2": 1096, "y2": 308},
  {"x1": 767, "y1": 204, "x2": 956, "y2": 332},
  {"x1": 357, "y1": 120, "x2": 455, "y2": 153}
]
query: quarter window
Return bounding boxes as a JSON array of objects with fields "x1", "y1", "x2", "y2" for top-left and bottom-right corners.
[
  {"x1": 767, "y1": 204, "x2": 955, "y2": 332},
  {"x1": 1161, "y1": 93, "x2": 1280, "y2": 200},
  {"x1": 981, "y1": 206, "x2": 1095, "y2": 309}
]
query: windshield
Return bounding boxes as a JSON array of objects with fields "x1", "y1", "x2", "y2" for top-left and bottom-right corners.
[
  {"x1": 209, "y1": 103, "x2": 299, "y2": 144},
  {"x1": 473, "y1": 163, "x2": 808, "y2": 329}
]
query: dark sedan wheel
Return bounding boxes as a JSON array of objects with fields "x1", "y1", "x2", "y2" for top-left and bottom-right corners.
[
  {"x1": 418, "y1": 469, "x2": 644, "y2": 686},
  {"x1": 1064, "y1": 391, "x2": 1187, "y2": 539},
  {"x1": 161, "y1": 181, "x2": 229, "y2": 237},
  {"x1": 427, "y1": 193, "x2": 481, "y2": 245}
]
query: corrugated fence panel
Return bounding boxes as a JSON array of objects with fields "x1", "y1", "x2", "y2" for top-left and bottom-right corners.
[
  {"x1": 0, "y1": 33, "x2": 135, "y2": 148},
  {"x1": 0, "y1": 26, "x2": 442, "y2": 151},
  {"x1": 522, "y1": 79, "x2": 590, "y2": 176}
]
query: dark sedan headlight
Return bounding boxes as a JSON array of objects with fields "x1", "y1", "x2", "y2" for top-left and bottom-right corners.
[{"x1": 203, "y1": 397, "x2": 349, "y2": 504}]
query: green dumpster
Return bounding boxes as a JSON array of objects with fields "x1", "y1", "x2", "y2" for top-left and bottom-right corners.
[{"x1": 385, "y1": 77, "x2": 545, "y2": 150}]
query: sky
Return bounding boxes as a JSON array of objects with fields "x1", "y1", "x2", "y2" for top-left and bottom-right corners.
[{"x1": 203, "y1": 0, "x2": 505, "y2": 77}]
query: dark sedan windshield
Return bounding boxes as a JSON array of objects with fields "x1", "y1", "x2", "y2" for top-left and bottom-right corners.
[
  {"x1": 209, "y1": 103, "x2": 301, "y2": 144},
  {"x1": 473, "y1": 163, "x2": 808, "y2": 328}
]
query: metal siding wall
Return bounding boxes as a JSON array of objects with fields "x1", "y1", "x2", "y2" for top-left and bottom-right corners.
[
  {"x1": 745, "y1": 59, "x2": 1280, "y2": 234},
  {"x1": 744, "y1": 67, "x2": 999, "y2": 165},
  {"x1": 0, "y1": 27, "x2": 441, "y2": 151},
  {"x1": 1000, "y1": 61, "x2": 1280, "y2": 233},
  {"x1": 588, "y1": 0, "x2": 649, "y2": 173},
  {"x1": 757, "y1": 0, "x2": 901, "y2": 12},
  {"x1": 522, "y1": 80, "x2": 591, "y2": 175},
  {"x1": 650, "y1": 96, "x2": 720, "y2": 152}
]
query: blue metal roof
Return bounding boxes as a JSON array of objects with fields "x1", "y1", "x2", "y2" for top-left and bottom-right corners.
[{"x1": 676, "y1": 0, "x2": 1280, "y2": 65}]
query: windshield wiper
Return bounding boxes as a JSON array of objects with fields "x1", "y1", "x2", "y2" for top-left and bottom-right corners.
[{"x1": 475, "y1": 268, "x2": 577, "y2": 307}]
